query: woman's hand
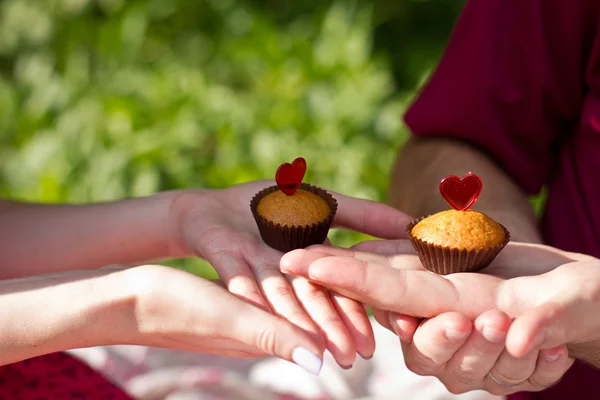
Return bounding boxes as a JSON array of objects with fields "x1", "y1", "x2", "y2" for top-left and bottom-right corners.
[
  {"x1": 0, "y1": 265, "x2": 324, "y2": 376},
  {"x1": 169, "y1": 180, "x2": 413, "y2": 367}
]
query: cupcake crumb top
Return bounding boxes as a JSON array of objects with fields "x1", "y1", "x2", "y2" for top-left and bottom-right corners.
[
  {"x1": 257, "y1": 189, "x2": 331, "y2": 227},
  {"x1": 411, "y1": 209, "x2": 505, "y2": 251}
]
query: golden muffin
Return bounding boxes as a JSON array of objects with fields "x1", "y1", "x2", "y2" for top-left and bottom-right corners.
[
  {"x1": 250, "y1": 183, "x2": 337, "y2": 252},
  {"x1": 411, "y1": 209, "x2": 506, "y2": 251},
  {"x1": 406, "y1": 209, "x2": 510, "y2": 275},
  {"x1": 256, "y1": 189, "x2": 331, "y2": 228}
]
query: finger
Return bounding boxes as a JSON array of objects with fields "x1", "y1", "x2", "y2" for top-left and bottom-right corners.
[
  {"x1": 373, "y1": 309, "x2": 421, "y2": 343},
  {"x1": 287, "y1": 276, "x2": 356, "y2": 368},
  {"x1": 205, "y1": 250, "x2": 268, "y2": 310},
  {"x1": 215, "y1": 286, "x2": 325, "y2": 376},
  {"x1": 442, "y1": 310, "x2": 511, "y2": 392},
  {"x1": 504, "y1": 263, "x2": 600, "y2": 358},
  {"x1": 403, "y1": 312, "x2": 472, "y2": 376},
  {"x1": 304, "y1": 245, "x2": 392, "y2": 265},
  {"x1": 485, "y1": 348, "x2": 538, "y2": 392},
  {"x1": 305, "y1": 243, "x2": 423, "y2": 271},
  {"x1": 526, "y1": 346, "x2": 573, "y2": 391},
  {"x1": 351, "y1": 239, "x2": 416, "y2": 255},
  {"x1": 247, "y1": 251, "x2": 327, "y2": 352},
  {"x1": 282, "y1": 250, "x2": 495, "y2": 318},
  {"x1": 330, "y1": 193, "x2": 413, "y2": 239},
  {"x1": 329, "y1": 291, "x2": 376, "y2": 359},
  {"x1": 505, "y1": 301, "x2": 573, "y2": 358}
]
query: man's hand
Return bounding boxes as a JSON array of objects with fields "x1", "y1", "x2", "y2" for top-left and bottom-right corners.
[
  {"x1": 381, "y1": 309, "x2": 572, "y2": 395},
  {"x1": 280, "y1": 242, "x2": 600, "y2": 393}
]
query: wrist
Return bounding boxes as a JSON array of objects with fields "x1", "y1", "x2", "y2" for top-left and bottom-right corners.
[
  {"x1": 166, "y1": 188, "x2": 217, "y2": 259},
  {"x1": 118, "y1": 189, "x2": 203, "y2": 261}
]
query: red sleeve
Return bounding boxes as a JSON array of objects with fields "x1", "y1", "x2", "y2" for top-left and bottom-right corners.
[{"x1": 404, "y1": 0, "x2": 591, "y2": 194}]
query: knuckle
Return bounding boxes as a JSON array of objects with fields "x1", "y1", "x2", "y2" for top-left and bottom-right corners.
[
  {"x1": 404, "y1": 356, "x2": 434, "y2": 376},
  {"x1": 268, "y1": 283, "x2": 294, "y2": 299},
  {"x1": 257, "y1": 327, "x2": 279, "y2": 355},
  {"x1": 491, "y1": 368, "x2": 528, "y2": 386},
  {"x1": 447, "y1": 367, "x2": 480, "y2": 388},
  {"x1": 443, "y1": 381, "x2": 470, "y2": 395},
  {"x1": 528, "y1": 371, "x2": 562, "y2": 392},
  {"x1": 291, "y1": 277, "x2": 329, "y2": 301},
  {"x1": 527, "y1": 378, "x2": 553, "y2": 392}
]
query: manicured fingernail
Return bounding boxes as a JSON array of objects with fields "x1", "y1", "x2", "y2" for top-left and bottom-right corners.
[
  {"x1": 543, "y1": 347, "x2": 562, "y2": 362},
  {"x1": 292, "y1": 347, "x2": 322, "y2": 375},
  {"x1": 482, "y1": 325, "x2": 506, "y2": 343},
  {"x1": 445, "y1": 328, "x2": 469, "y2": 341}
]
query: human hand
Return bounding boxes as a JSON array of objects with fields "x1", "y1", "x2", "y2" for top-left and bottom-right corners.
[
  {"x1": 382, "y1": 309, "x2": 572, "y2": 395},
  {"x1": 115, "y1": 264, "x2": 324, "y2": 375},
  {"x1": 279, "y1": 242, "x2": 597, "y2": 393},
  {"x1": 168, "y1": 180, "x2": 413, "y2": 367}
]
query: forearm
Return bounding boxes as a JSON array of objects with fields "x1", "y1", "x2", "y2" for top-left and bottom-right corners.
[
  {"x1": 0, "y1": 191, "x2": 194, "y2": 279},
  {"x1": 390, "y1": 137, "x2": 542, "y2": 243},
  {"x1": 0, "y1": 268, "x2": 137, "y2": 365}
]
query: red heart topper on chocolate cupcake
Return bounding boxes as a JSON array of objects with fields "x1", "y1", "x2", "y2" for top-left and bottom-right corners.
[
  {"x1": 439, "y1": 172, "x2": 483, "y2": 211},
  {"x1": 276, "y1": 157, "x2": 307, "y2": 195}
]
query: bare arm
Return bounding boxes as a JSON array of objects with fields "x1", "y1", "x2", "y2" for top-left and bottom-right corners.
[
  {"x1": 0, "y1": 191, "x2": 195, "y2": 279},
  {"x1": 0, "y1": 264, "x2": 324, "y2": 369},
  {"x1": 0, "y1": 268, "x2": 136, "y2": 365},
  {"x1": 390, "y1": 137, "x2": 543, "y2": 244}
]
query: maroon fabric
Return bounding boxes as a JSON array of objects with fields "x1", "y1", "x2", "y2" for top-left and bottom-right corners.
[
  {"x1": 404, "y1": 0, "x2": 600, "y2": 398},
  {"x1": 0, "y1": 352, "x2": 131, "y2": 399}
]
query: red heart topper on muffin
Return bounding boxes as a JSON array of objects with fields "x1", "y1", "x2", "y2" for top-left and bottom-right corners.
[
  {"x1": 276, "y1": 157, "x2": 307, "y2": 195},
  {"x1": 439, "y1": 172, "x2": 483, "y2": 211}
]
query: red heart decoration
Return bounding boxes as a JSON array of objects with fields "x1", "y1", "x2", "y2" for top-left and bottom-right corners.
[
  {"x1": 275, "y1": 157, "x2": 307, "y2": 195},
  {"x1": 439, "y1": 172, "x2": 483, "y2": 211}
]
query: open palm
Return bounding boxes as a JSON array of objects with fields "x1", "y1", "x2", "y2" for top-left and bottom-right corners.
[{"x1": 171, "y1": 180, "x2": 413, "y2": 367}]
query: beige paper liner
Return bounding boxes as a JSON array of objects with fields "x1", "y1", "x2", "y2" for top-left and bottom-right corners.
[
  {"x1": 250, "y1": 183, "x2": 338, "y2": 253},
  {"x1": 406, "y1": 216, "x2": 510, "y2": 275}
]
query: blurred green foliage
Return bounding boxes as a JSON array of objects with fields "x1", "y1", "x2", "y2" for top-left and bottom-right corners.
[{"x1": 12, "y1": 0, "x2": 556, "y2": 278}]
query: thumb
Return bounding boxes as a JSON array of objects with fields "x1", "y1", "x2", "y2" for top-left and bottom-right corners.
[
  {"x1": 332, "y1": 193, "x2": 413, "y2": 240},
  {"x1": 505, "y1": 262, "x2": 600, "y2": 359},
  {"x1": 224, "y1": 294, "x2": 324, "y2": 375},
  {"x1": 506, "y1": 293, "x2": 600, "y2": 360}
]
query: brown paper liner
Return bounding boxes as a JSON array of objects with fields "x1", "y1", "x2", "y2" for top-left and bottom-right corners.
[
  {"x1": 250, "y1": 183, "x2": 338, "y2": 253},
  {"x1": 406, "y1": 216, "x2": 510, "y2": 275}
]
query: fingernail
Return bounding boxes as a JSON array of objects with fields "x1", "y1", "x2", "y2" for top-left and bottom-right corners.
[
  {"x1": 445, "y1": 328, "x2": 469, "y2": 342},
  {"x1": 543, "y1": 347, "x2": 562, "y2": 362},
  {"x1": 482, "y1": 325, "x2": 506, "y2": 343},
  {"x1": 358, "y1": 352, "x2": 373, "y2": 360},
  {"x1": 340, "y1": 364, "x2": 353, "y2": 370},
  {"x1": 388, "y1": 313, "x2": 400, "y2": 336},
  {"x1": 292, "y1": 347, "x2": 323, "y2": 376}
]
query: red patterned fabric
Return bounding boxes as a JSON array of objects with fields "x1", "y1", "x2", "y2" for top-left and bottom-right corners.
[{"x1": 0, "y1": 352, "x2": 131, "y2": 399}]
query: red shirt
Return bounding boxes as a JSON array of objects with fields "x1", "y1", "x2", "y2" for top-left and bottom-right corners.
[{"x1": 404, "y1": 0, "x2": 600, "y2": 398}]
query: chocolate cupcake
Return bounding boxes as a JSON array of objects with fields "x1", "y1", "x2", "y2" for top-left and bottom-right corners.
[
  {"x1": 250, "y1": 158, "x2": 337, "y2": 252},
  {"x1": 407, "y1": 172, "x2": 510, "y2": 275}
]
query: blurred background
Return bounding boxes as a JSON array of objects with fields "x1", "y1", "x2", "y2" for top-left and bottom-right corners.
[{"x1": 0, "y1": 0, "x2": 469, "y2": 277}]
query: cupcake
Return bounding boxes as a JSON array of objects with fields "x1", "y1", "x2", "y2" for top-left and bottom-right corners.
[
  {"x1": 406, "y1": 172, "x2": 510, "y2": 275},
  {"x1": 250, "y1": 157, "x2": 337, "y2": 252}
]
